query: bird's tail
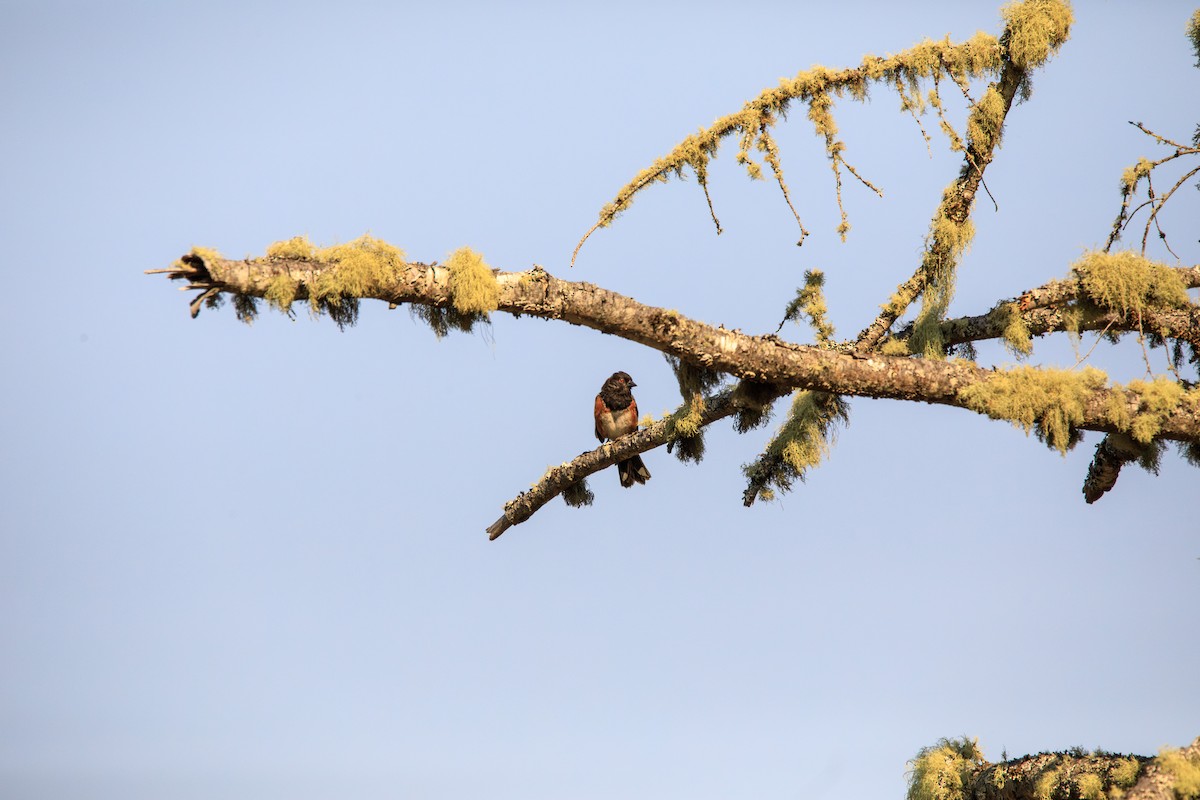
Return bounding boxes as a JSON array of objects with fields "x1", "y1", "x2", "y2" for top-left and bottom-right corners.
[{"x1": 618, "y1": 455, "x2": 651, "y2": 488}]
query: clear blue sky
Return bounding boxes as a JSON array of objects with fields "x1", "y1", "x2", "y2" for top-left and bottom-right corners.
[{"x1": 1, "y1": 1, "x2": 1197, "y2": 798}]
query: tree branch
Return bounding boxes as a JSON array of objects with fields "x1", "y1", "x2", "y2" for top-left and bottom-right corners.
[
  {"x1": 889, "y1": 264, "x2": 1200, "y2": 349},
  {"x1": 485, "y1": 383, "x2": 786, "y2": 539},
  {"x1": 855, "y1": 47, "x2": 1030, "y2": 351},
  {"x1": 149, "y1": 252, "x2": 1200, "y2": 445}
]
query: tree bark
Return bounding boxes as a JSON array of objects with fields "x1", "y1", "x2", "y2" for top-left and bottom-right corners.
[{"x1": 152, "y1": 253, "x2": 1200, "y2": 445}]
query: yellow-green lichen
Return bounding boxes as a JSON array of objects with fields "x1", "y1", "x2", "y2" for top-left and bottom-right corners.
[
  {"x1": 1158, "y1": 746, "x2": 1200, "y2": 799},
  {"x1": 667, "y1": 393, "x2": 707, "y2": 463},
  {"x1": 1111, "y1": 757, "x2": 1142, "y2": 789},
  {"x1": 311, "y1": 235, "x2": 406, "y2": 298},
  {"x1": 444, "y1": 246, "x2": 499, "y2": 316},
  {"x1": 966, "y1": 86, "x2": 1006, "y2": 153},
  {"x1": 1105, "y1": 377, "x2": 1187, "y2": 444},
  {"x1": 910, "y1": 207, "x2": 976, "y2": 358},
  {"x1": 1000, "y1": 0, "x2": 1074, "y2": 70},
  {"x1": 1073, "y1": 250, "x2": 1189, "y2": 318},
  {"x1": 906, "y1": 738, "x2": 983, "y2": 800},
  {"x1": 266, "y1": 235, "x2": 317, "y2": 260},
  {"x1": 1000, "y1": 302, "x2": 1034, "y2": 357},
  {"x1": 264, "y1": 273, "x2": 300, "y2": 312},
  {"x1": 1120, "y1": 158, "x2": 1154, "y2": 194},
  {"x1": 671, "y1": 393, "x2": 705, "y2": 439},
  {"x1": 958, "y1": 365, "x2": 1107, "y2": 453},
  {"x1": 1077, "y1": 772, "x2": 1104, "y2": 800},
  {"x1": 175, "y1": 245, "x2": 222, "y2": 272},
  {"x1": 742, "y1": 391, "x2": 849, "y2": 504},
  {"x1": 881, "y1": 337, "x2": 912, "y2": 356},
  {"x1": 572, "y1": 28, "x2": 1008, "y2": 264},
  {"x1": 248, "y1": 234, "x2": 403, "y2": 328},
  {"x1": 780, "y1": 269, "x2": 835, "y2": 342},
  {"x1": 1035, "y1": 768, "x2": 1061, "y2": 800}
]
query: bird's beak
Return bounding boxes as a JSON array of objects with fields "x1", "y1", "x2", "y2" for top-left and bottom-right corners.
[{"x1": 629, "y1": 380, "x2": 637, "y2": 387}]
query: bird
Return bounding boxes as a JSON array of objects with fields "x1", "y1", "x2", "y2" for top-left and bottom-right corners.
[{"x1": 594, "y1": 371, "x2": 651, "y2": 488}]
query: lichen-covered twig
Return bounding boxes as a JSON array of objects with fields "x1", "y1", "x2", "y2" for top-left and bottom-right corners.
[
  {"x1": 890, "y1": 257, "x2": 1200, "y2": 352},
  {"x1": 151, "y1": 241, "x2": 1200, "y2": 531},
  {"x1": 485, "y1": 384, "x2": 786, "y2": 539},
  {"x1": 1106, "y1": 121, "x2": 1200, "y2": 253},
  {"x1": 570, "y1": 27, "x2": 1011, "y2": 265},
  {"x1": 856, "y1": 1, "x2": 1075, "y2": 352}
]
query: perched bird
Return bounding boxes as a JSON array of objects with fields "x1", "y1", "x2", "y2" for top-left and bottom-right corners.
[{"x1": 594, "y1": 371, "x2": 651, "y2": 488}]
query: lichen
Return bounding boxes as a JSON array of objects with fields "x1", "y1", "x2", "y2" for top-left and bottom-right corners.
[
  {"x1": 1000, "y1": 302, "x2": 1033, "y2": 357},
  {"x1": 175, "y1": 245, "x2": 222, "y2": 273},
  {"x1": 1120, "y1": 158, "x2": 1154, "y2": 194},
  {"x1": 1073, "y1": 250, "x2": 1189, "y2": 318},
  {"x1": 231, "y1": 293, "x2": 259, "y2": 324},
  {"x1": 966, "y1": 86, "x2": 1006, "y2": 153},
  {"x1": 444, "y1": 246, "x2": 499, "y2": 316},
  {"x1": 1035, "y1": 767, "x2": 1061, "y2": 800},
  {"x1": 1000, "y1": 0, "x2": 1074, "y2": 70},
  {"x1": 672, "y1": 393, "x2": 705, "y2": 439},
  {"x1": 665, "y1": 353, "x2": 724, "y2": 400},
  {"x1": 190, "y1": 245, "x2": 222, "y2": 264},
  {"x1": 958, "y1": 365, "x2": 1107, "y2": 453},
  {"x1": 741, "y1": 391, "x2": 849, "y2": 505},
  {"x1": 266, "y1": 235, "x2": 317, "y2": 260},
  {"x1": 409, "y1": 305, "x2": 481, "y2": 339},
  {"x1": 313, "y1": 235, "x2": 406, "y2": 298},
  {"x1": 1105, "y1": 377, "x2": 1187, "y2": 443},
  {"x1": 264, "y1": 273, "x2": 300, "y2": 312},
  {"x1": 731, "y1": 379, "x2": 778, "y2": 433},
  {"x1": 666, "y1": 393, "x2": 707, "y2": 463},
  {"x1": 910, "y1": 205, "x2": 976, "y2": 358},
  {"x1": 1110, "y1": 756, "x2": 1142, "y2": 789},
  {"x1": 572, "y1": 27, "x2": 1008, "y2": 264},
  {"x1": 779, "y1": 269, "x2": 835, "y2": 342},
  {"x1": 561, "y1": 478, "x2": 594, "y2": 508},
  {"x1": 1076, "y1": 772, "x2": 1103, "y2": 800},
  {"x1": 906, "y1": 737, "x2": 983, "y2": 800},
  {"x1": 301, "y1": 235, "x2": 407, "y2": 329},
  {"x1": 1158, "y1": 745, "x2": 1200, "y2": 798}
]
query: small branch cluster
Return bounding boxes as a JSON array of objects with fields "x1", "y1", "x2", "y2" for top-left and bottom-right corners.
[{"x1": 1106, "y1": 122, "x2": 1200, "y2": 258}]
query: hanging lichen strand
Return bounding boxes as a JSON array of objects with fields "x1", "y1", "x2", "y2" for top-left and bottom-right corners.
[
  {"x1": 857, "y1": 0, "x2": 1073, "y2": 355},
  {"x1": 741, "y1": 391, "x2": 849, "y2": 507},
  {"x1": 569, "y1": 23, "x2": 1013, "y2": 265}
]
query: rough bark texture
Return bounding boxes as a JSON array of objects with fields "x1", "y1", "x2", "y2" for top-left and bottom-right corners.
[
  {"x1": 155, "y1": 252, "x2": 1200, "y2": 444},
  {"x1": 151, "y1": 250, "x2": 1200, "y2": 535},
  {"x1": 894, "y1": 265, "x2": 1200, "y2": 348}
]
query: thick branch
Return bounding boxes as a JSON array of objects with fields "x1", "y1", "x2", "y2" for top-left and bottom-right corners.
[
  {"x1": 1015, "y1": 265, "x2": 1200, "y2": 310},
  {"x1": 150, "y1": 254, "x2": 1200, "y2": 446}
]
